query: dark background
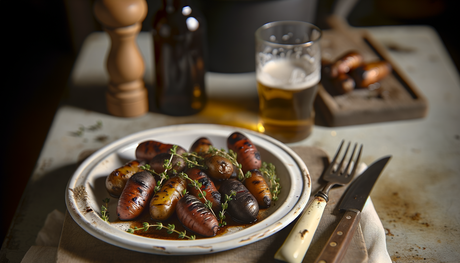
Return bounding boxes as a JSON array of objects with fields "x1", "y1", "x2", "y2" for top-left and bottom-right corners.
[{"x1": 1, "y1": 0, "x2": 458, "y2": 246}]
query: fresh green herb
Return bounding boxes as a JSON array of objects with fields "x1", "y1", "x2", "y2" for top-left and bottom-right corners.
[
  {"x1": 140, "y1": 163, "x2": 168, "y2": 193},
  {"x1": 101, "y1": 198, "x2": 110, "y2": 222},
  {"x1": 259, "y1": 162, "x2": 281, "y2": 201},
  {"x1": 87, "y1": 120, "x2": 103, "y2": 131},
  {"x1": 127, "y1": 222, "x2": 196, "y2": 240},
  {"x1": 140, "y1": 145, "x2": 207, "y2": 193},
  {"x1": 218, "y1": 191, "x2": 236, "y2": 227},
  {"x1": 207, "y1": 146, "x2": 250, "y2": 181},
  {"x1": 181, "y1": 173, "x2": 215, "y2": 217},
  {"x1": 70, "y1": 120, "x2": 103, "y2": 137},
  {"x1": 71, "y1": 126, "x2": 85, "y2": 137},
  {"x1": 170, "y1": 146, "x2": 206, "y2": 169},
  {"x1": 107, "y1": 142, "x2": 281, "y2": 237}
]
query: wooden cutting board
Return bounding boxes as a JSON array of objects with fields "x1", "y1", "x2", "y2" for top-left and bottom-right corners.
[
  {"x1": 314, "y1": 16, "x2": 428, "y2": 127},
  {"x1": 56, "y1": 146, "x2": 368, "y2": 262}
]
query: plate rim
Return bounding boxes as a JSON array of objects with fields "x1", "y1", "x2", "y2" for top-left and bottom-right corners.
[{"x1": 65, "y1": 123, "x2": 311, "y2": 255}]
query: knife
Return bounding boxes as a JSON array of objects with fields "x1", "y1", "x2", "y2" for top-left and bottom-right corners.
[{"x1": 314, "y1": 156, "x2": 391, "y2": 263}]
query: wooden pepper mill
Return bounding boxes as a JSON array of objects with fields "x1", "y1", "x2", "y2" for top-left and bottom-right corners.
[{"x1": 94, "y1": 0, "x2": 148, "y2": 117}]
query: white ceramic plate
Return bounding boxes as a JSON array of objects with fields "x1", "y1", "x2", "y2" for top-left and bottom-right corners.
[{"x1": 65, "y1": 124, "x2": 311, "y2": 255}]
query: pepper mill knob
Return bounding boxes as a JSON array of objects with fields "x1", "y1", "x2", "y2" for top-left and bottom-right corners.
[{"x1": 94, "y1": 0, "x2": 148, "y2": 117}]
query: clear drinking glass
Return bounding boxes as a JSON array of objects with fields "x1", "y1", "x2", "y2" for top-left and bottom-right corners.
[{"x1": 255, "y1": 21, "x2": 322, "y2": 143}]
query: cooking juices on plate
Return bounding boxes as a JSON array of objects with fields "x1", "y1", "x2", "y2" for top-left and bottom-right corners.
[{"x1": 103, "y1": 132, "x2": 280, "y2": 239}]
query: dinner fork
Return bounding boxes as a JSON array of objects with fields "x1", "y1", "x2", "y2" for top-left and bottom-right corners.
[{"x1": 274, "y1": 140, "x2": 363, "y2": 263}]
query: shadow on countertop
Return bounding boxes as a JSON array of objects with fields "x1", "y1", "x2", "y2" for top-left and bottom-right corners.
[{"x1": 1, "y1": 0, "x2": 459, "y2": 247}]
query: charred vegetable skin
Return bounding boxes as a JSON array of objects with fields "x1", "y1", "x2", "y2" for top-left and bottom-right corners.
[
  {"x1": 244, "y1": 169, "x2": 272, "y2": 208},
  {"x1": 323, "y1": 51, "x2": 363, "y2": 78},
  {"x1": 117, "y1": 171, "x2": 156, "y2": 220},
  {"x1": 227, "y1": 132, "x2": 261, "y2": 173},
  {"x1": 185, "y1": 167, "x2": 221, "y2": 211},
  {"x1": 106, "y1": 160, "x2": 145, "y2": 198},
  {"x1": 135, "y1": 140, "x2": 186, "y2": 161},
  {"x1": 176, "y1": 194, "x2": 219, "y2": 237},
  {"x1": 321, "y1": 51, "x2": 392, "y2": 95},
  {"x1": 107, "y1": 133, "x2": 280, "y2": 240},
  {"x1": 189, "y1": 137, "x2": 213, "y2": 156},
  {"x1": 149, "y1": 152, "x2": 186, "y2": 176},
  {"x1": 350, "y1": 61, "x2": 392, "y2": 88},
  {"x1": 149, "y1": 176, "x2": 187, "y2": 221},
  {"x1": 329, "y1": 73, "x2": 356, "y2": 95},
  {"x1": 204, "y1": 155, "x2": 234, "y2": 181},
  {"x1": 219, "y1": 179, "x2": 259, "y2": 223}
]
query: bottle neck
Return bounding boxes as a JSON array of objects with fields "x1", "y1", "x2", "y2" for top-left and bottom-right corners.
[{"x1": 162, "y1": 0, "x2": 188, "y2": 13}]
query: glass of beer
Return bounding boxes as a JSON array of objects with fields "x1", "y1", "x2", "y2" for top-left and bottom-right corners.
[{"x1": 255, "y1": 21, "x2": 322, "y2": 143}]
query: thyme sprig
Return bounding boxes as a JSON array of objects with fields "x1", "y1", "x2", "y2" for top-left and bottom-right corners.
[
  {"x1": 70, "y1": 120, "x2": 103, "y2": 137},
  {"x1": 181, "y1": 173, "x2": 215, "y2": 215},
  {"x1": 175, "y1": 152, "x2": 206, "y2": 169},
  {"x1": 207, "y1": 146, "x2": 251, "y2": 181},
  {"x1": 180, "y1": 172, "x2": 234, "y2": 227},
  {"x1": 181, "y1": 173, "x2": 236, "y2": 226},
  {"x1": 110, "y1": 142, "x2": 281, "y2": 238},
  {"x1": 218, "y1": 191, "x2": 236, "y2": 227},
  {"x1": 259, "y1": 162, "x2": 281, "y2": 201},
  {"x1": 127, "y1": 222, "x2": 196, "y2": 240},
  {"x1": 169, "y1": 145, "x2": 206, "y2": 169},
  {"x1": 140, "y1": 163, "x2": 169, "y2": 193},
  {"x1": 101, "y1": 198, "x2": 110, "y2": 222},
  {"x1": 140, "y1": 146, "x2": 206, "y2": 192}
]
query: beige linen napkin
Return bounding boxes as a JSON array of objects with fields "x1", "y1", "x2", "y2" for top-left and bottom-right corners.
[
  {"x1": 291, "y1": 146, "x2": 391, "y2": 263},
  {"x1": 21, "y1": 209, "x2": 64, "y2": 263},
  {"x1": 21, "y1": 146, "x2": 391, "y2": 263}
]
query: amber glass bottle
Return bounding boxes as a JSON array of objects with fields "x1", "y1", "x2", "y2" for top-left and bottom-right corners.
[{"x1": 152, "y1": 0, "x2": 207, "y2": 116}]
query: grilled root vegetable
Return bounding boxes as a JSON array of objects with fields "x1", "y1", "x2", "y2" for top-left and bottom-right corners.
[
  {"x1": 149, "y1": 152, "x2": 186, "y2": 176},
  {"x1": 149, "y1": 176, "x2": 187, "y2": 221},
  {"x1": 244, "y1": 169, "x2": 272, "y2": 208},
  {"x1": 176, "y1": 194, "x2": 219, "y2": 237},
  {"x1": 135, "y1": 140, "x2": 186, "y2": 161},
  {"x1": 185, "y1": 167, "x2": 221, "y2": 212},
  {"x1": 204, "y1": 155, "x2": 234, "y2": 181},
  {"x1": 350, "y1": 61, "x2": 392, "y2": 88},
  {"x1": 106, "y1": 160, "x2": 145, "y2": 198},
  {"x1": 219, "y1": 179, "x2": 259, "y2": 223},
  {"x1": 227, "y1": 132, "x2": 261, "y2": 173},
  {"x1": 330, "y1": 73, "x2": 356, "y2": 95},
  {"x1": 117, "y1": 171, "x2": 156, "y2": 220},
  {"x1": 324, "y1": 51, "x2": 363, "y2": 78},
  {"x1": 189, "y1": 137, "x2": 213, "y2": 156}
]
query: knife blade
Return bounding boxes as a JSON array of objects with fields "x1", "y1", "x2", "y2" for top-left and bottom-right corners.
[{"x1": 314, "y1": 156, "x2": 391, "y2": 263}]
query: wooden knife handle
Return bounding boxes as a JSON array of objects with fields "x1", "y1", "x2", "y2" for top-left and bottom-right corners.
[
  {"x1": 274, "y1": 195, "x2": 327, "y2": 263},
  {"x1": 314, "y1": 210, "x2": 361, "y2": 263}
]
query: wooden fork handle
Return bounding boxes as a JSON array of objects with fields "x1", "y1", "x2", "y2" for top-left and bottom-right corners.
[
  {"x1": 274, "y1": 195, "x2": 328, "y2": 263},
  {"x1": 314, "y1": 210, "x2": 362, "y2": 263}
]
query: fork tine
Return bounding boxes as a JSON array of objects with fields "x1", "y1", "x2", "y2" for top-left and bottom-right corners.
[
  {"x1": 349, "y1": 144, "x2": 363, "y2": 178},
  {"x1": 327, "y1": 140, "x2": 344, "y2": 173},
  {"x1": 336, "y1": 142, "x2": 351, "y2": 174},
  {"x1": 343, "y1": 143, "x2": 357, "y2": 177}
]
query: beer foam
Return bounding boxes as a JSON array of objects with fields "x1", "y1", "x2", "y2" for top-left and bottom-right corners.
[{"x1": 257, "y1": 59, "x2": 320, "y2": 90}]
